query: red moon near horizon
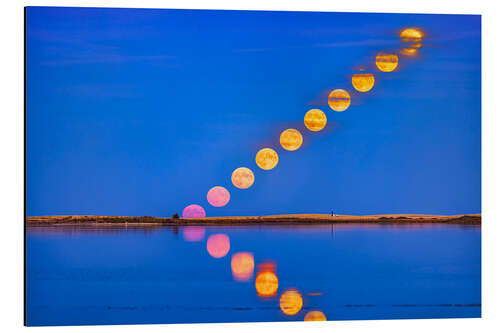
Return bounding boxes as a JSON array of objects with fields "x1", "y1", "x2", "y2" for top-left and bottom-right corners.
[
  {"x1": 207, "y1": 186, "x2": 230, "y2": 207},
  {"x1": 182, "y1": 204, "x2": 206, "y2": 218}
]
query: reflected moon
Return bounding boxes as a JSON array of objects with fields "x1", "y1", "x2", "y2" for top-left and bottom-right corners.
[
  {"x1": 255, "y1": 271, "x2": 279, "y2": 297},
  {"x1": 400, "y1": 27, "x2": 424, "y2": 42},
  {"x1": 207, "y1": 186, "x2": 230, "y2": 207},
  {"x1": 304, "y1": 311, "x2": 327, "y2": 321},
  {"x1": 304, "y1": 109, "x2": 327, "y2": 132},
  {"x1": 375, "y1": 52, "x2": 399, "y2": 72},
  {"x1": 231, "y1": 167, "x2": 255, "y2": 189},
  {"x1": 328, "y1": 89, "x2": 351, "y2": 112},
  {"x1": 352, "y1": 73, "x2": 375, "y2": 92},
  {"x1": 280, "y1": 289, "x2": 303, "y2": 315},
  {"x1": 255, "y1": 148, "x2": 279, "y2": 170},
  {"x1": 182, "y1": 226, "x2": 206, "y2": 242},
  {"x1": 231, "y1": 252, "x2": 255, "y2": 281},
  {"x1": 206, "y1": 234, "x2": 230, "y2": 258},
  {"x1": 400, "y1": 47, "x2": 418, "y2": 56},
  {"x1": 182, "y1": 204, "x2": 206, "y2": 218},
  {"x1": 280, "y1": 128, "x2": 303, "y2": 151}
]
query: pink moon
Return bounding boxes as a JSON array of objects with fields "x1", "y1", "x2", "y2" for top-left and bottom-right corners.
[
  {"x1": 182, "y1": 204, "x2": 206, "y2": 218},
  {"x1": 182, "y1": 226, "x2": 206, "y2": 242},
  {"x1": 206, "y1": 234, "x2": 230, "y2": 258},
  {"x1": 207, "y1": 186, "x2": 230, "y2": 207}
]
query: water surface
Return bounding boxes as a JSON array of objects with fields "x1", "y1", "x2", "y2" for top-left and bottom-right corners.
[{"x1": 26, "y1": 223, "x2": 481, "y2": 326}]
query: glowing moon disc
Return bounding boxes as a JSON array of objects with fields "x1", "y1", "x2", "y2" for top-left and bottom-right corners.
[
  {"x1": 231, "y1": 167, "x2": 255, "y2": 189},
  {"x1": 400, "y1": 27, "x2": 424, "y2": 42},
  {"x1": 206, "y1": 234, "x2": 230, "y2": 258},
  {"x1": 304, "y1": 311, "x2": 327, "y2": 321},
  {"x1": 255, "y1": 271, "x2": 279, "y2": 297},
  {"x1": 255, "y1": 148, "x2": 279, "y2": 170},
  {"x1": 231, "y1": 252, "x2": 255, "y2": 281},
  {"x1": 352, "y1": 73, "x2": 375, "y2": 92},
  {"x1": 182, "y1": 204, "x2": 206, "y2": 218},
  {"x1": 182, "y1": 226, "x2": 205, "y2": 242},
  {"x1": 280, "y1": 289, "x2": 303, "y2": 315},
  {"x1": 207, "y1": 186, "x2": 230, "y2": 207},
  {"x1": 328, "y1": 89, "x2": 351, "y2": 112},
  {"x1": 280, "y1": 129, "x2": 303, "y2": 151},
  {"x1": 375, "y1": 52, "x2": 399, "y2": 72},
  {"x1": 304, "y1": 109, "x2": 327, "y2": 132}
]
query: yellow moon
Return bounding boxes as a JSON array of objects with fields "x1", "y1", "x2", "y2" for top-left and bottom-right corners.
[
  {"x1": 400, "y1": 47, "x2": 418, "y2": 56},
  {"x1": 304, "y1": 109, "x2": 327, "y2": 132},
  {"x1": 304, "y1": 311, "x2": 327, "y2": 321},
  {"x1": 279, "y1": 289, "x2": 303, "y2": 315},
  {"x1": 328, "y1": 89, "x2": 351, "y2": 112},
  {"x1": 375, "y1": 52, "x2": 398, "y2": 72},
  {"x1": 352, "y1": 73, "x2": 375, "y2": 92},
  {"x1": 400, "y1": 27, "x2": 424, "y2": 42},
  {"x1": 255, "y1": 148, "x2": 279, "y2": 170},
  {"x1": 231, "y1": 167, "x2": 254, "y2": 189},
  {"x1": 280, "y1": 129, "x2": 303, "y2": 151}
]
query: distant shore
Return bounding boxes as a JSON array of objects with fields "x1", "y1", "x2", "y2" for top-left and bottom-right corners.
[{"x1": 26, "y1": 214, "x2": 481, "y2": 226}]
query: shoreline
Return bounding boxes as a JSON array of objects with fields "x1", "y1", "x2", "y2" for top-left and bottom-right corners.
[{"x1": 26, "y1": 214, "x2": 481, "y2": 226}]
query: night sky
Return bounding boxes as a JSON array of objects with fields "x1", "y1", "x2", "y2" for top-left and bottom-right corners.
[{"x1": 26, "y1": 7, "x2": 481, "y2": 217}]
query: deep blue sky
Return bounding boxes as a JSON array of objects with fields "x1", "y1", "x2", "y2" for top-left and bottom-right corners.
[{"x1": 26, "y1": 7, "x2": 481, "y2": 217}]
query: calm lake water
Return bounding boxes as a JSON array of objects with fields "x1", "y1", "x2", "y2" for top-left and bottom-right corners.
[{"x1": 26, "y1": 223, "x2": 481, "y2": 326}]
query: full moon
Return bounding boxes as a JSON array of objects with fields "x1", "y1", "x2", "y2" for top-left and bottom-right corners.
[
  {"x1": 304, "y1": 311, "x2": 327, "y2": 321},
  {"x1": 328, "y1": 89, "x2": 351, "y2": 112},
  {"x1": 182, "y1": 226, "x2": 205, "y2": 242},
  {"x1": 207, "y1": 186, "x2": 230, "y2": 207},
  {"x1": 255, "y1": 271, "x2": 279, "y2": 297},
  {"x1": 231, "y1": 167, "x2": 255, "y2": 189},
  {"x1": 304, "y1": 109, "x2": 327, "y2": 132},
  {"x1": 352, "y1": 73, "x2": 375, "y2": 92},
  {"x1": 375, "y1": 52, "x2": 399, "y2": 72},
  {"x1": 400, "y1": 27, "x2": 424, "y2": 42},
  {"x1": 255, "y1": 148, "x2": 279, "y2": 170},
  {"x1": 206, "y1": 234, "x2": 230, "y2": 258},
  {"x1": 280, "y1": 128, "x2": 303, "y2": 151},
  {"x1": 182, "y1": 204, "x2": 206, "y2": 218},
  {"x1": 279, "y1": 289, "x2": 303, "y2": 315},
  {"x1": 231, "y1": 252, "x2": 255, "y2": 282}
]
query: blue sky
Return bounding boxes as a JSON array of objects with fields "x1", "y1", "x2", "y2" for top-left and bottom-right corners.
[{"x1": 26, "y1": 7, "x2": 481, "y2": 217}]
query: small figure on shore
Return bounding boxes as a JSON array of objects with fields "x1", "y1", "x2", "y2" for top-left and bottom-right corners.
[{"x1": 331, "y1": 211, "x2": 337, "y2": 217}]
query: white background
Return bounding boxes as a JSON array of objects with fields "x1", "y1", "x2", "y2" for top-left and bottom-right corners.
[{"x1": 0, "y1": 0, "x2": 498, "y2": 332}]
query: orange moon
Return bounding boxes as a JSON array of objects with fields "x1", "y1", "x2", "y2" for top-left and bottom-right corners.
[
  {"x1": 255, "y1": 271, "x2": 279, "y2": 297},
  {"x1": 400, "y1": 27, "x2": 424, "y2": 42},
  {"x1": 279, "y1": 289, "x2": 303, "y2": 315},
  {"x1": 304, "y1": 109, "x2": 327, "y2": 132},
  {"x1": 375, "y1": 52, "x2": 399, "y2": 72},
  {"x1": 352, "y1": 73, "x2": 375, "y2": 92},
  {"x1": 255, "y1": 148, "x2": 279, "y2": 170},
  {"x1": 304, "y1": 311, "x2": 327, "y2": 321},
  {"x1": 231, "y1": 252, "x2": 255, "y2": 281},
  {"x1": 280, "y1": 129, "x2": 303, "y2": 151},
  {"x1": 400, "y1": 47, "x2": 418, "y2": 56},
  {"x1": 328, "y1": 89, "x2": 351, "y2": 112},
  {"x1": 231, "y1": 167, "x2": 255, "y2": 189}
]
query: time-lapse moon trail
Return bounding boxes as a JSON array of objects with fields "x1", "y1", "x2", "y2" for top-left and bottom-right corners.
[{"x1": 179, "y1": 26, "x2": 426, "y2": 323}]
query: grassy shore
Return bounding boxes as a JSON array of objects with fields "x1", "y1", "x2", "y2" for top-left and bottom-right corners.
[{"x1": 26, "y1": 214, "x2": 481, "y2": 226}]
